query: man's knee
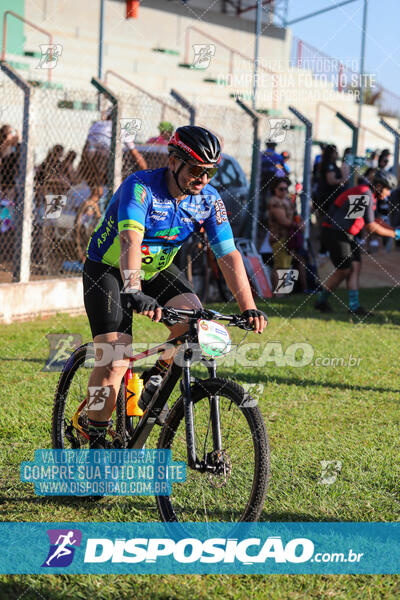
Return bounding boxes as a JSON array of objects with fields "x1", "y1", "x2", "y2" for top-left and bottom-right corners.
[
  {"x1": 165, "y1": 293, "x2": 202, "y2": 310},
  {"x1": 93, "y1": 332, "x2": 132, "y2": 369},
  {"x1": 165, "y1": 293, "x2": 202, "y2": 336}
]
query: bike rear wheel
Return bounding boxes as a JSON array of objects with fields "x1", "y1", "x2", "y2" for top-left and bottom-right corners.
[{"x1": 156, "y1": 378, "x2": 269, "y2": 522}]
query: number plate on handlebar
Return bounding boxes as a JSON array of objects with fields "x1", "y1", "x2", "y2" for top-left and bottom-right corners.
[{"x1": 197, "y1": 320, "x2": 231, "y2": 357}]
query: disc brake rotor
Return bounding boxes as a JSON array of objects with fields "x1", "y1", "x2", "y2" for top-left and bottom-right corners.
[{"x1": 206, "y1": 450, "x2": 232, "y2": 488}]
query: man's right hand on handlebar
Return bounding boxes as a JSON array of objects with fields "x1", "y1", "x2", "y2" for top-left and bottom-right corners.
[
  {"x1": 241, "y1": 309, "x2": 268, "y2": 334},
  {"x1": 125, "y1": 290, "x2": 162, "y2": 322}
]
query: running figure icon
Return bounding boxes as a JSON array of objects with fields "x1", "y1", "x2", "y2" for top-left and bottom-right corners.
[{"x1": 45, "y1": 531, "x2": 77, "y2": 566}]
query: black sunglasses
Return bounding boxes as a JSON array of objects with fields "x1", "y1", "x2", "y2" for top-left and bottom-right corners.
[
  {"x1": 277, "y1": 186, "x2": 288, "y2": 191},
  {"x1": 183, "y1": 160, "x2": 218, "y2": 179}
]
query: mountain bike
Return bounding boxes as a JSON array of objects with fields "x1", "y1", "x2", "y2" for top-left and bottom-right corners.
[{"x1": 52, "y1": 307, "x2": 270, "y2": 522}]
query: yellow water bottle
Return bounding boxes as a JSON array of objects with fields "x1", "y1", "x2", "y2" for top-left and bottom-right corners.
[{"x1": 126, "y1": 373, "x2": 144, "y2": 416}]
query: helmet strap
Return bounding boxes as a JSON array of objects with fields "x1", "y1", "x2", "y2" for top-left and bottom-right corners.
[{"x1": 172, "y1": 160, "x2": 190, "y2": 195}]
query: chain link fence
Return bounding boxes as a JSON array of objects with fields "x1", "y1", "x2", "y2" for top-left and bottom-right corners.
[
  {"x1": 0, "y1": 69, "x2": 25, "y2": 283},
  {"x1": 30, "y1": 85, "x2": 109, "y2": 279},
  {"x1": 0, "y1": 63, "x2": 310, "y2": 286},
  {"x1": 0, "y1": 71, "x2": 122, "y2": 281},
  {"x1": 197, "y1": 102, "x2": 254, "y2": 238},
  {"x1": 116, "y1": 89, "x2": 189, "y2": 180}
]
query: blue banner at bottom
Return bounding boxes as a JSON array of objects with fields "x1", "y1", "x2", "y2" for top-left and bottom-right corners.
[{"x1": 0, "y1": 522, "x2": 399, "y2": 574}]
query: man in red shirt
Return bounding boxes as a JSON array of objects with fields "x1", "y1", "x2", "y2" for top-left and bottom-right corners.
[{"x1": 314, "y1": 170, "x2": 399, "y2": 316}]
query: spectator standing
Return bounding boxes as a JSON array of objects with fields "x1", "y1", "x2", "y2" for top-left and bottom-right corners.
[
  {"x1": 34, "y1": 144, "x2": 64, "y2": 189},
  {"x1": 60, "y1": 150, "x2": 79, "y2": 185},
  {"x1": 0, "y1": 125, "x2": 21, "y2": 200},
  {"x1": 378, "y1": 149, "x2": 390, "y2": 171},
  {"x1": 314, "y1": 144, "x2": 349, "y2": 255},
  {"x1": 263, "y1": 177, "x2": 307, "y2": 292},
  {"x1": 365, "y1": 149, "x2": 378, "y2": 169},
  {"x1": 261, "y1": 141, "x2": 287, "y2": 184},
  {"x1": 259, "y1": 141, "x2": 288, "y2": 230},
  {"x1": 315, "y1": 170, "x2": 398, "y2": 316},
  {"x1": 82, "y1": 108, "x2": 147, "y2": 196}
]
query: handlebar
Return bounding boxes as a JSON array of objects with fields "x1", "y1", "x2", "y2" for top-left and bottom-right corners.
[{"x1": 161, "y1": 307, "x2": 253, "y2": 330}]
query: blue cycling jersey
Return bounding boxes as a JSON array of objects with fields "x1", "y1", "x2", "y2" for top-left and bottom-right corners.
[{"x1": 86, "y1": 167, "x2": 236, "y2": 280}]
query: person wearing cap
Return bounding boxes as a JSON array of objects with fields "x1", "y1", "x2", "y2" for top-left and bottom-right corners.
[
  {"x1": 83, "y1": 125, "x2": 267, "y2": 448},
  {"x1": 83, "y1": 108, "x2": 147, "y2": 194},
  {"x1": 314, "y1": 170, "x2": 400, "y2": 316},
  {"x1": 146, "y1": 121, "x2": 174, "y2": 145}
]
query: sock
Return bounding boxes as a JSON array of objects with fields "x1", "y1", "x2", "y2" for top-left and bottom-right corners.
[
  {"x1": 348, "y1": 290, "x2": 360, "y2": 311},
  {"x1": 141, "y1": 358, "x2": 170, "y2": 385},
  {"x1": 317, "y1": 288, "x2": 331, "y2": 304},
  {"x1": 88, "y1": 418, "x2": 110, "y2": 449}
]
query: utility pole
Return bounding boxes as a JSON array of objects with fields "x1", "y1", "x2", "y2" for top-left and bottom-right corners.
[
  {"x1": 357, "y1": 0, "x2": 368, "y2": 141},
  {"x1": 252, "y1": 0, "x2": 262, "y2": 109}
]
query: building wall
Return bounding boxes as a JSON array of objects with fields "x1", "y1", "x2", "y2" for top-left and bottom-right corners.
[{"x1": 0, "y1": 0, "x2": 25, "y2": 55}]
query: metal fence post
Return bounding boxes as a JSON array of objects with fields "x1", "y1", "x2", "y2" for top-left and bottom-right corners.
[
  {"x1": 0, "y1": 61, "x2": 35, "y2": 282},
  {"x1": 289, "y1": 106, "x2": 312, "y2": 245},
  {"x1": 380, "y1": 118, "x2": 399, "y2": 178},
  {"x1": 170, "y1": 89, "x2": 196, "y2": 125},
  {"x1": 235, "y1": 98, "x2": 260, "y2": 244},
  {"x1": 91, "y1": 77, "x2": 122, "y2": 205},
  {"x1": 336, "y1": 111, "x2": 359, "y2": 186}
]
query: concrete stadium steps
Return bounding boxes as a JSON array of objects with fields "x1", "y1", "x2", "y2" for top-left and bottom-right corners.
[
  {"x1": 5, "y1": 0, "x2": 394, "y2": 157},
  {"x1": 6, "y1": 38, "x2": 393, "y2": 138}
]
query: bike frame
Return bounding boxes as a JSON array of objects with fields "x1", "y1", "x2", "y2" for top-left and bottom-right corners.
[{"x1": 124, "y1": 319, "x2": 222, "y2": 472}]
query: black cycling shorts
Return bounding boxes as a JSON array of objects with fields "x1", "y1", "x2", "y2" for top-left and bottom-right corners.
[
  {"x1": 83, "y1": 258, "x2": 195, "y2": 338},
  {"x1": 321, "y1": 227, "x2": 361, "y2": 270}
]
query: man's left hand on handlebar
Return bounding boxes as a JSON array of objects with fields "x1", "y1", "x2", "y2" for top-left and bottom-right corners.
[{"x1": 241, "y1": 309, "x2": 268, "y2": 334}]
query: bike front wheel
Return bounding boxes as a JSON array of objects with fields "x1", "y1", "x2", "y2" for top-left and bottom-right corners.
[
  {"x1": 52, "y1": 343, "x2": 126, "y2": 449},
  {"x1": 156, "y1": 378, "x2": 270, "y2": 522}
]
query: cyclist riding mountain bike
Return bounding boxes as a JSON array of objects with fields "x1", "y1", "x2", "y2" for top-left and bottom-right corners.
[
  {"x1": 83, "y1": 125, "x2": 267, "y2": 449},
  {"x1": 314, "y1": 170, "x2": 400, "y2": 316}
]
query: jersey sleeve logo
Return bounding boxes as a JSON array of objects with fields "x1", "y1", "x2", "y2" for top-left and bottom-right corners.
[
  {"x1": 134, "y1": 183, "x2": 147, "y2": 205},
  {"x1": 215, "y1": 198, "x2": 228, "y2": 224}
]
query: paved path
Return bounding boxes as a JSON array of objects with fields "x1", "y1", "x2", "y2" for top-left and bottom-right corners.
[{"x1": 318, "y1": 248, "x2": 400, "y2": 288}]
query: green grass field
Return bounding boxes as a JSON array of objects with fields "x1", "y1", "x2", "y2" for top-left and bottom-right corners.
[{"x1": 1, "y1": 288, "x2": 399, "y2": 598}]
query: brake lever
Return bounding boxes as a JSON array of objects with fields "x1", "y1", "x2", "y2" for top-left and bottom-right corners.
[
  {"x1": 230, "y1": 315, "x2": 253, "y2": 331},
  {"x1": 161, "y1": 307, "x2": 184, "y2": 326}
]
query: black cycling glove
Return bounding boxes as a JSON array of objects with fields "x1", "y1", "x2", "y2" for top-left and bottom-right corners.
[
  {"x1": 241, "y1": 309, "x2": 268, "y2": 330},
  {"x1": 126, "y1": 290, "x2": 160, "y2": 315}
]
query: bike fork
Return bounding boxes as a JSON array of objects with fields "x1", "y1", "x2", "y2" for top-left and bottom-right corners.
[
  {"x1": 183, "y1": 353, "x2": 223, "y2": 470},
  {"x1": 207, "y1": 359, "x2": 222, "y2": 453},
  {"x1": 183, "y1": 351, "x2": 197, "y2": 469}
]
